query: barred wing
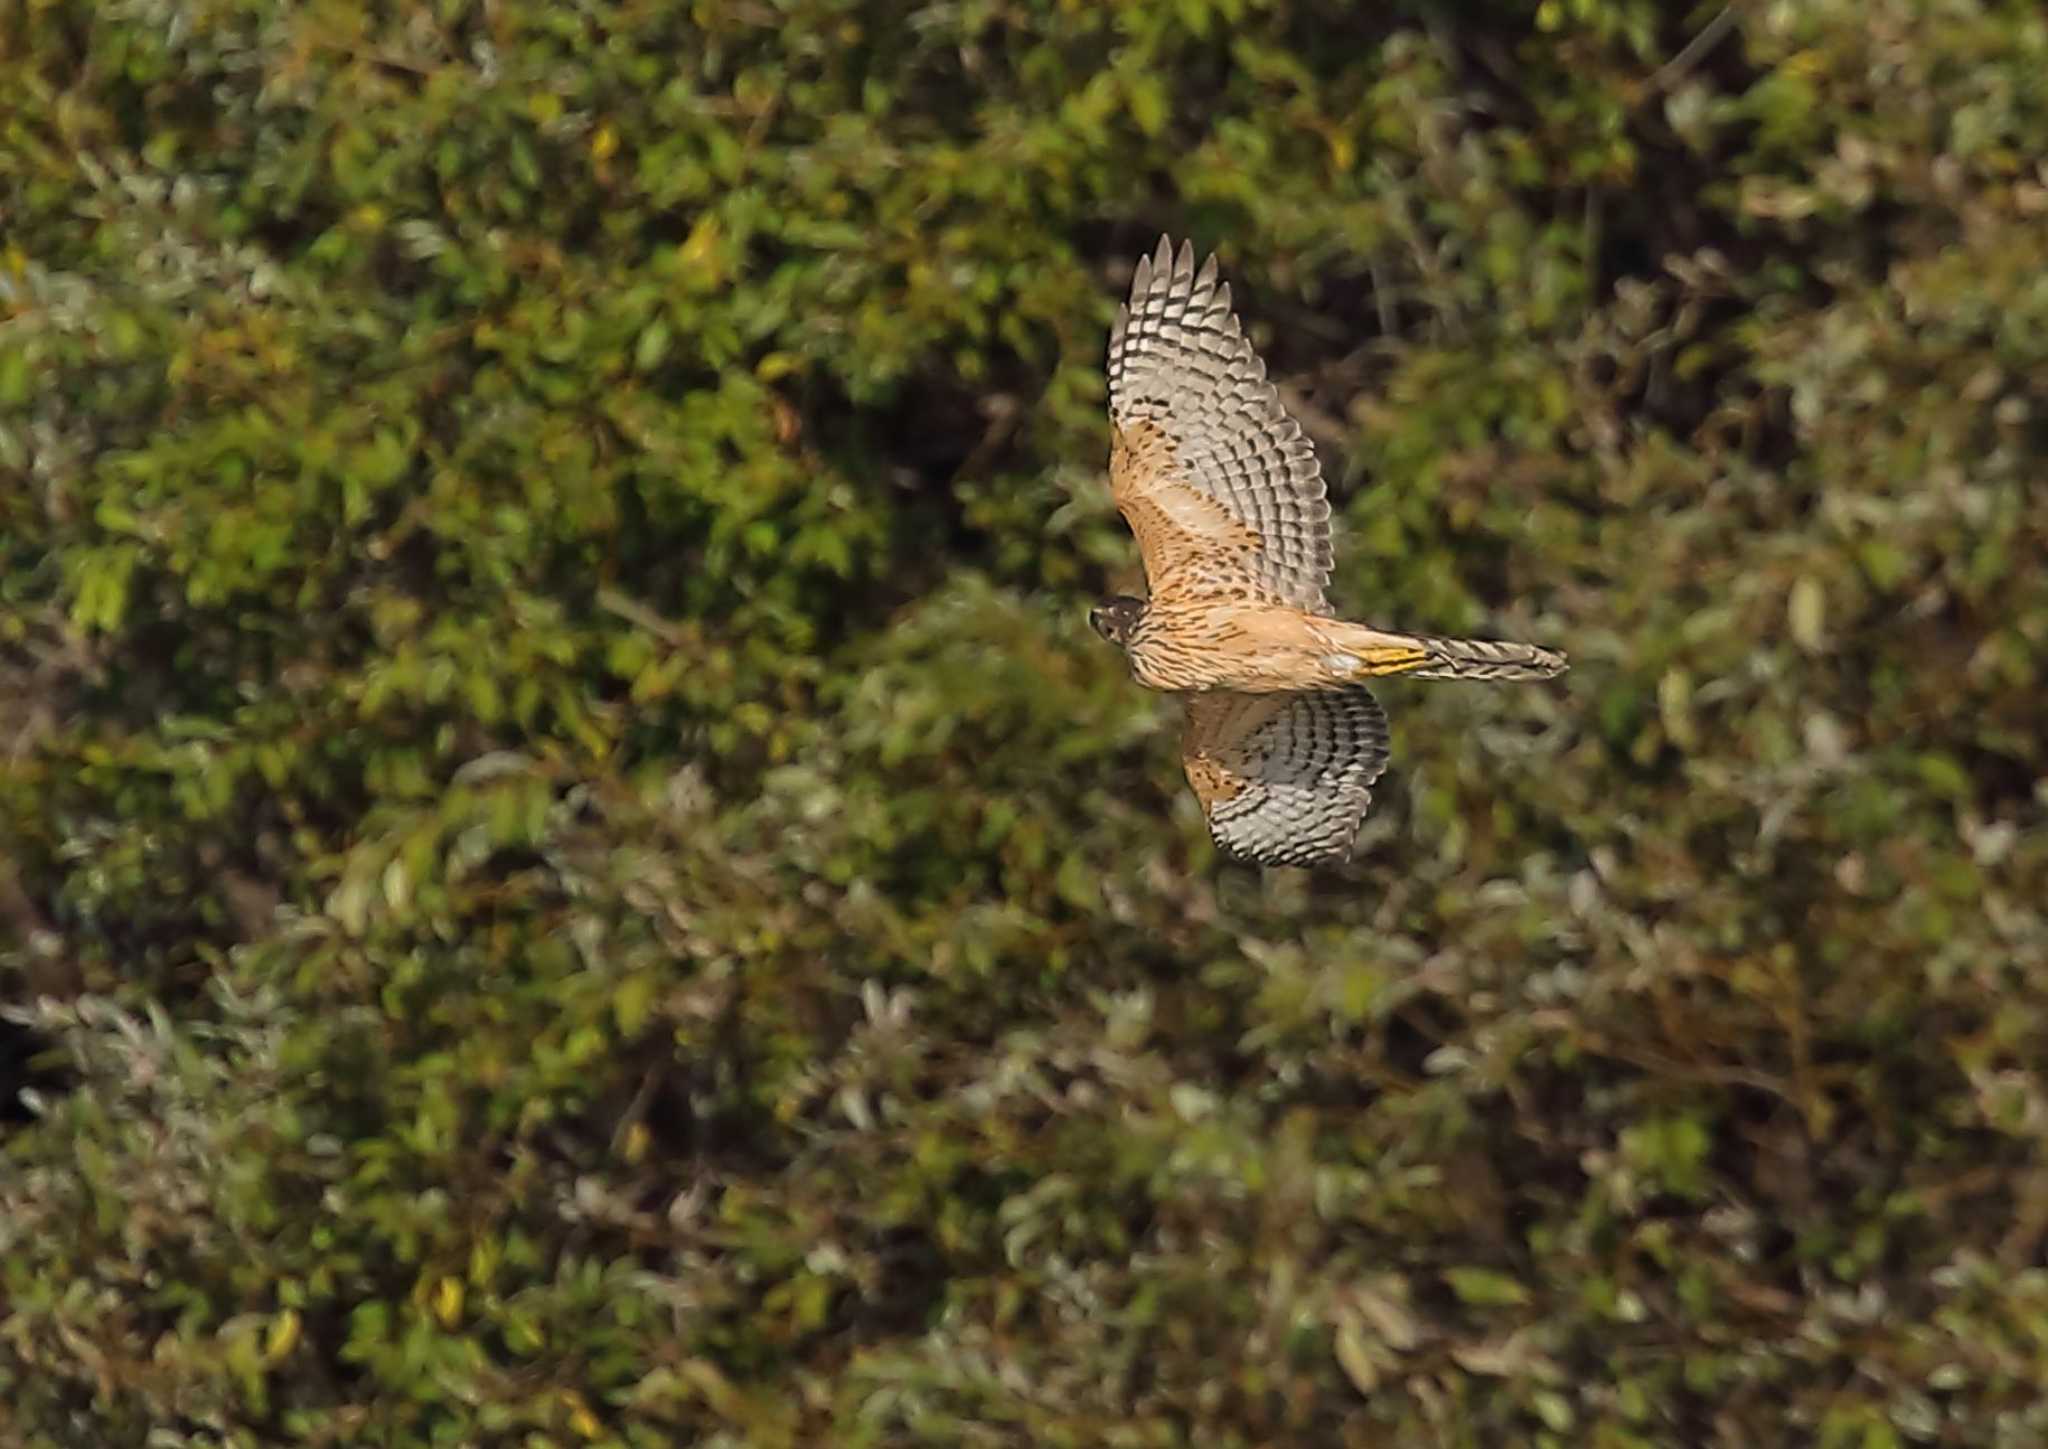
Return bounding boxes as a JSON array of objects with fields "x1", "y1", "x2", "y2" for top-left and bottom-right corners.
[
  {"x1": 1181, "y1": 688, "x2": 1390, "y2": 867},
  {"x1": 1108, "y1": 236, "x2": 1334, "y2": 612}
]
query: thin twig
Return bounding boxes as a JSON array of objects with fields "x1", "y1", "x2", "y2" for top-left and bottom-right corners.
[
  {"x1": 1651, "y1": 5, "x2": 1739, "y2": 93},
  {"x1": 597, "y1": 588, "x2": 692, "y2": 648}
]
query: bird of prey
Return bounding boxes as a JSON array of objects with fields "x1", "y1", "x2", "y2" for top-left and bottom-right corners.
[{"x1": 1091, "y1": 236, "x2": 1566, "y2": 867}]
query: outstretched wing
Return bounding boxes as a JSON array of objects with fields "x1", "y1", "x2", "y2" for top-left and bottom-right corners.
[
  {"x1": 1107, "y1": 236, "x2": 1334, "y2": 613},
  {"x1": 1181, "y1": 688, "x2": 1390, "y2": 867}
]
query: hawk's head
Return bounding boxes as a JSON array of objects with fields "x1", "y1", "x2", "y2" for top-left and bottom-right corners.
[{"x1": 1088, "y1": 595, "x2": 1147, "y2": 648}]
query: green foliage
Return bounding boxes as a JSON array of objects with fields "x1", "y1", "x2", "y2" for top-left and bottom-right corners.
[{"x1": 4, "y1": 0, "x2": 2048, "y2": 1443}]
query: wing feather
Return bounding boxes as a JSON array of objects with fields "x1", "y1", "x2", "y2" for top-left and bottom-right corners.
[
  {"x1": 1181, "y1": 688, "x2": 1390, "y2": 867},
  {"x1": 1108, "y1": 236, "x2": 1334, "y2": 612}
]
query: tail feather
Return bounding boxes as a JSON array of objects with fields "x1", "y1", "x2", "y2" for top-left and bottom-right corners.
[
  {"x1": 1320, "y1": 620, "x2": 1568, "y2": 682},
  {"x1": 1400, "y1": 632, "x2": 1567, "y2": 681}
]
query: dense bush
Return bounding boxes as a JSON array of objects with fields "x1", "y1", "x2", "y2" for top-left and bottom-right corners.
[{"x1": 4, "y1": 0, "x2": 2047, "y2": 1443}]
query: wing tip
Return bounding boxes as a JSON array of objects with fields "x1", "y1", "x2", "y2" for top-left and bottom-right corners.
[
  {"x1": 1214, "y1": 831, "x2": 1363, "y2": 870},
  {"x1": 1128, "y1": 234, "x2": 1235, "y2": 312}
]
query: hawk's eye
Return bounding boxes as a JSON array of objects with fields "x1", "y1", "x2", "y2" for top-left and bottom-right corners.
[{"x1": 1091, "y1": 598, "x2": 1144, "y2": 643}]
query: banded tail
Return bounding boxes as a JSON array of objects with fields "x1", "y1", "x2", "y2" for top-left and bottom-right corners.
[
  {"x1": 1327, "y1": 622, "x2": 1568, "y2": 682},
  {"x1": 1398, "y1": 631, "x2": 1566, "y2": 681}
]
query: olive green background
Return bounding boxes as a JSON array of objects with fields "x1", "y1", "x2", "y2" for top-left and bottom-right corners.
[{"x1": 4, "y1": 1, "x2": 2047, "y2": 1444}]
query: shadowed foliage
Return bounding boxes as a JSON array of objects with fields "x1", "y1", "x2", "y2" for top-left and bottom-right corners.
[{"x1": 4, "y1": 1, "x2": 2047, "y2": 1444}]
